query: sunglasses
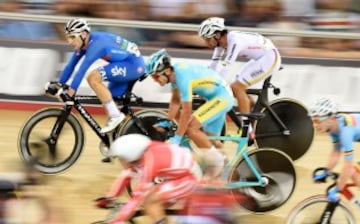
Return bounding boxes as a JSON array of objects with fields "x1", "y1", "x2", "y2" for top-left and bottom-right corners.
[
  {"x1": 65, "y1": 33, "x2": 81, "y2": 43},
  {"x1": 312, "y1": 115, "x2": 329, "y2": 124}
]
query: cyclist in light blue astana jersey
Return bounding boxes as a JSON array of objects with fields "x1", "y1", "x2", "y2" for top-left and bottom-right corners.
[
  {"x1": 58, "y1": 18, "x2": 145, "y2": 133},
  {"x1": 146, "y1": 49, "x2": 234, "y2": 182},
  {"x1": 310, "y1": 97, "x2": 360, "y2": 202}
]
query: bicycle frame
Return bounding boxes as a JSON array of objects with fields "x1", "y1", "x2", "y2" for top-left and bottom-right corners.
[
  {"x1": 207, "y1": 120, "x2": 266, "y2": 189},
  {"x1": 51, "y1": 90, "x2": 152, "y2": 150},
  {"x1": 247, "y1": 76, "x2": 289, "y2": 135},
  {"x1": 53, "y1": 94, "x2": 111, "y2": 147},
  {"x1": 316, "y1": 183, "x2": 359, "y2": 223}
]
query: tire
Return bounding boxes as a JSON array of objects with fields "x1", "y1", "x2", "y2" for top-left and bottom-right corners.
[
  {"x1": 286, "y1": 195, "x2": 356, "y2": 224},
  {"x1": 18, "y1": 108, "x2": 84, "y2": 174},
  {"x1": 117, "y1": 109, "x2": 169, "y2": 141},
  {"x1": 228, "y1": 148, "x2": 296, "y2": 212},
  {"x1": 254, "y1": 98, "x2": 314, "y2": 161}
]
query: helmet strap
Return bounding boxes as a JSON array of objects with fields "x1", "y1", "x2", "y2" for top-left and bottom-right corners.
[
  {"x1": 214, "y1": 33, "x2": 221, "y2": 47},
  {"x1": 160, "y1": 73, "x2": 170, "y2": 83},
  {"x1": 80, "y1": 34, "x2": 86, "y2": 49}
]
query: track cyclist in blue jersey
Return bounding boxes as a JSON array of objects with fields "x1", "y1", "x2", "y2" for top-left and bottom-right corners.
[
  {"x1": 146, "y1": 49, "x2": 234, "y2": 182},
  {"x1": 310, "y1": 97, "x2": 360, "y2": 202},
  {"x1": 57, "y1": 18, "x2": 145, "y2": 133}
]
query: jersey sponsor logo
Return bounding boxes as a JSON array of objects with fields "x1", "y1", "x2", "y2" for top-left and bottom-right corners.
[
  {"x1": 250, "y1": 69, "x2": 264, "y2": 78},
  {"x1": 111, "y1": 65, "x2": 127, "y2": 77},
  {"x1": 137, "y1": 66, "x2": 143, "y2": 74},
  {"x1": 227, "y1": 44, "x2": 237, "y2": 60},
  {"x1": 197, "y1": 99, "x2": 221, "y2": 118},
  {"x1": 98, "y1": 67, "x2": 106, "y2": 78}
]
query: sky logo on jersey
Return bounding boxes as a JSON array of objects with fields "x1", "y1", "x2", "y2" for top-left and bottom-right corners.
[
  {"x1": 98, "y1": 67, "x2": 106, "y2": 78},
  {"x1": 111, "y1": 66, "x2": 127, "y2": 77}
]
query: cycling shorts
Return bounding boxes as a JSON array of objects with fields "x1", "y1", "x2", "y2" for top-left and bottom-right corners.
[
  {"x1": 193, "y1": 91, "x2": 234, "y2": 135},
  {"x1": 97, "y1": 55, "x2": 145, "y2": 97},
  {"x1": 236, "y1": 49, "x2": 281, "y2": 87}
]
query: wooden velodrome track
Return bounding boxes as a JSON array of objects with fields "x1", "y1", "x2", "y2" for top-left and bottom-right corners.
[{"x1": 1, "y1": 108, "x2": 359, "y2": 224}]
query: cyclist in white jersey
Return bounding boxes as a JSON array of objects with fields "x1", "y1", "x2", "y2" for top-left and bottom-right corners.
[{"x1": 198, "y1": 17, "x2": 282, "y2": 127}]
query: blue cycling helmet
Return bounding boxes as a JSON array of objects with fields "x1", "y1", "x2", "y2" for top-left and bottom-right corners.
[{"x1": 146, "y1": 49, "x2": 171, "y2": 75}]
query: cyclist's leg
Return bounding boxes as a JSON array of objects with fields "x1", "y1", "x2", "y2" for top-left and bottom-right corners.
[
  {"x1": 191, "y1": 95, "x2": 233, "y2": 180},
  {"x1": 143, "y1": 176, "x2": 196, "y2": 223},
  {"x1": 232, "y1": 49, "x2": 281, "y2": 114},
  {"x1": 93, "y1": 59, "x2": 144, "y2": 133},
  {"x1": 87, "y1": 66, "x2": 125, "y2": 132}
]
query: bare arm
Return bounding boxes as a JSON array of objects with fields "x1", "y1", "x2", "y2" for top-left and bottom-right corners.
[
  {"x1": 167, "y1": 88, "x2": 181, "y2": 120},
  {"x1": 176, "y1": 101, "x2": 192, "y2": 137}
]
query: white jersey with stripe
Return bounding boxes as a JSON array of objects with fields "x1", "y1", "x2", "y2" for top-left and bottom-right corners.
[{"x1": 209, "y1": 31, "x2": 277, "y2": 77}]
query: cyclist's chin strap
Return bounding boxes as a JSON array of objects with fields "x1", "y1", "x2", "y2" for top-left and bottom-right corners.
[
  {"x1": 80, "y1": 35, "x2": 86, "y2": 49},
  {"x1": 160, "y1": 73, "x2": 170, "y2": 84},
  {"x1": 214, "y1": 34, "x2": 221, "y2": 47}
]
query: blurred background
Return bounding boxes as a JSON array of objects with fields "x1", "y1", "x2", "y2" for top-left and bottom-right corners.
[
  {"x1": 0, "y1": 1, "x2": 360, "y2": 223},
  {"x1": 0, "y1": 0, "x2": 359, "y2": 58}
]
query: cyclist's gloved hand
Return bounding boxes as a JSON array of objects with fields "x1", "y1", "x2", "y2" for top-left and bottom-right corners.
[
  {"x1": 313, "y1": 167, "x2": 328, "y2": 183},
  {"x1": 169, "y1": 134, "x2": 182, "y2": 145},
  {"x1": 94, "y1": 196, "x2": 114, "y2": 209},
  {"x1": 44, "y1": 81, "x2": 59, "y2": 95},
  {"x1": 327, "y1": 186, "x2": 341, "y2": 202}
]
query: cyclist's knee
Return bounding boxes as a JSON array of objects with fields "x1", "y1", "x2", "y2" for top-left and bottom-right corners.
[
  {"x1": 86, "y1": 70, "x2": 102, "y2": 85},
  {"x1": 231, "y1": 81, "x2": 247, "y2": 91}
]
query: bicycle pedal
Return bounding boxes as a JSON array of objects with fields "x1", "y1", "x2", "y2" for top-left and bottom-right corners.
[{"x1": 101, "y1": 157, "x2": 112, "y2": 163}]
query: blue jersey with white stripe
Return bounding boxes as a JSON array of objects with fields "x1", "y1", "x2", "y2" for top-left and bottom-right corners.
[{"x1": 59, "y1": 32, "x2": 143, "y2": 90}]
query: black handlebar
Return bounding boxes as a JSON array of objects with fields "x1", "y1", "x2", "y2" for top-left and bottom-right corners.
[{"x1": 312, "y1": 167, "x2": 339, "y2": 183}]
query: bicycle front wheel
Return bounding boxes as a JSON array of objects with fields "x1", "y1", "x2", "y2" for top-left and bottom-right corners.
[
  {"x1": 254, "y1": 98, "x2": 314, "y2": 161},
  {"x1": 286, "y1": 195, "x2": 356, "y2": 224},
  {"x1": 229, "y1": 148, "x2": 296, "y2": 212},
  {"x1": 117, "y1": 109, "x2": 169, "y2": 141},
  {"x1": 18, "y1": 108, "x2": 84, "y2": 174}
]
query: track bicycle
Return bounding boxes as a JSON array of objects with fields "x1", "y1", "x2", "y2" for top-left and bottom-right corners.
[
  {"x1": 286, "y1": 168, "x2": 359, "y2": 224},
  {"x1": 193, "y1": 73, "x2": 314, "y2": 161},
  {"x1": 125, "y1": 113, "x2": 296, "y2": 215},
  {"x1": 18, "y1": 75, "x2": 172, "y2": 174}
]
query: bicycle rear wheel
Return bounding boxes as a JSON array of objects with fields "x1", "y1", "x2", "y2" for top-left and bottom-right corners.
[
  {"x1": 286, "y1": 195, "x2": 356, "y2": 224},
  {"x1": 117, "y1": 109, "x2": 169, "y2": 141},
  {"x1": 18, "y1": 108, "x2": 84, "y2": 174},
  {"x1": 254, "y1": 98, "x2": 314, "y2": 161},
  {"x1": 228, "y1": 148, "x2": 296, "y2": 212}
]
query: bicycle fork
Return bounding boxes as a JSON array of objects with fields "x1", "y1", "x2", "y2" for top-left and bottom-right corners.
[
  {"x1": 226, "y1": 149, "x2": 267, "y2": 189},
  {"x1": 46, "y1": 105, "x2": 73, "y2": 158},
  {"x1": 319, "y1": 201, "x2": 339, "y2": 224},
  {"x1": 319, "y1": 184, "x2": 359, "y2": 224}
]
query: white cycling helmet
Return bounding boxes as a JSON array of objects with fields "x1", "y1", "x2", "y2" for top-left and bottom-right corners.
[
  {"x1": 65, "y1": 18, "x2": 91, "y2": 34},
  {"x1": 198, "y1": 17, "x2": 226, "y2": 39},
  {"x1": 108, "y1": 134, "x2": 151, "y2": 162},
  {"x1": 309, "y1": 97, "x2": 338, "y2": 117}
]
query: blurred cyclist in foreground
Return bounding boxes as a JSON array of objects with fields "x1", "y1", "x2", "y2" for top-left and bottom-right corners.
[{"x1": 94, "y1": 134, "x2": 200, "y2": 223}]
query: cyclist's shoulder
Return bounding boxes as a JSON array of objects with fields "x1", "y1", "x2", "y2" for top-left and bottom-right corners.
[{"x1": 336, "y1": 113, "x2": 360, "y2": 127}]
